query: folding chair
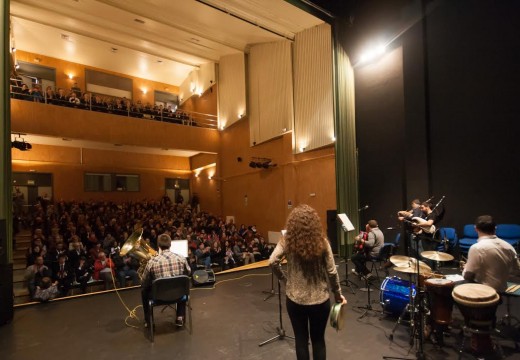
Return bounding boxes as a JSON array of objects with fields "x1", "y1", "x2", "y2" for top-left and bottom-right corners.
[{"x1": 148, "y1": 275, "x2": 192, "y2": 342}]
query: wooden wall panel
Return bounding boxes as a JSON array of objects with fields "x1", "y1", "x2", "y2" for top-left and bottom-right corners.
[
  {"x1": 11, "y1": 100, "x2": 220, "y2": 153},
  {"x1": 15, "y1": 50, "x2": 179, "y2": 103}
]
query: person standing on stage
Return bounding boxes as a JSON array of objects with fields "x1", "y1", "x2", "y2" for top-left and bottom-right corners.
[
  {"x1": 463, "y1": 215, "x2": 520, "y2": 293},
  {"x1": 269, "y1": 204, "x2": 346, "y2": 360},
  {"x1": 415, "y1": 201, "x2": 439, "y2": 252},
  {"x1": 351, "y1": 220, "x2": 384, "y2": 280},
  {"x1": 398, "y1": 199, "x2": 423, "y2": 257},
  {"x1": 141, "y1": 234, "x2": 190, "y2": 327}
]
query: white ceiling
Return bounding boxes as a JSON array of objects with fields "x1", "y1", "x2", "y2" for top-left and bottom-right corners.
[
  {"x1": 10, "y1": 0, "x2": 324, "y2": 157},
  {"x1": 11, "y1": 0, "x2": 323, "y2": 85}
]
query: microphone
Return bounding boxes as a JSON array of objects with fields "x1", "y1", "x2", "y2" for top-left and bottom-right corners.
[{"x1": 358, "y1": 205, "x2": 369, "y2": 212}]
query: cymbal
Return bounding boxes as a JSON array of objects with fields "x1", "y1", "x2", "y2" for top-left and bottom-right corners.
[
  {"x1": 421, "y1": 251, "x2": 454, "y2": 262},
  {"x1": 393, "y1": 264, "x2": 432, "y2": 274},
  {"x1": 389, "y1": 255, "x2": 413, "y2": 267}
]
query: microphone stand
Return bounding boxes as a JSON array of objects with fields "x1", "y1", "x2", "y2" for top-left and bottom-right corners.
[
  {"x1": 262, "y1": 269, "x2": 279, "y2": 301},
  {"x1": 258, "y1": 278, "x2": 294, "y2": 346}
]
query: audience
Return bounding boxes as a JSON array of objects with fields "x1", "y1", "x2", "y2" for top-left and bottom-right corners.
[
  {"x1": 20, "y1": 196, "x2": 274, "y2": 301},
  {"x1": 10, "y1": 81, "x2": 200, "y2": 126}
]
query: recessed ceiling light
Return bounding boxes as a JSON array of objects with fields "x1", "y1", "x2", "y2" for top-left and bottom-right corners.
[
  {"x1": 111, "y1": 47, "x2": 118, "y2": 53},
  {"x1": 190, "y1": 38, "x2": 200, "y2": 42},
  {"x1": 134, "y1": 18, "x2": 145, "y2": 24},
  {"x1": 156, "y1": 60, "x2": 163, "y2": 64},
  {"x1": 61, "y1": 34, "x2": 71, "y2": 41}
]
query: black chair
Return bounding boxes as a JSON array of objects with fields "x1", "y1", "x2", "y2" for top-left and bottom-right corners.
[
  {"x1": 148, "y1": 275, "x2": 192, "y2": 342},
  {"x1": 369, "y1": 243, "x2": 394, "y2": 280}
]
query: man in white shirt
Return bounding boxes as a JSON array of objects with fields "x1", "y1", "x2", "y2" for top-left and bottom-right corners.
[{"x1": 463, "y1": 215, "x2": 520, "y2": 293}]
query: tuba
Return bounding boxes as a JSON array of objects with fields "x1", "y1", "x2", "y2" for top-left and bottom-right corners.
[{"x1": 120, "y1": 228, "x2": 157, "y2": 279}]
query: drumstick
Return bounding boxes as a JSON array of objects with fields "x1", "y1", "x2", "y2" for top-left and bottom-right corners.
[{"x1": 506, "y1": 284, "x2": 520, "y2": 293}]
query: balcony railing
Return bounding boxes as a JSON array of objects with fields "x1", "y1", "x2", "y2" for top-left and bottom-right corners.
[{"x1": 10, "y1": 89, "x2": 218, "y2": 130}]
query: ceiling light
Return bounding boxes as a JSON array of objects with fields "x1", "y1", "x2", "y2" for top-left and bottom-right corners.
[
  {"x1": 61, "y1": 34, "x2": 71, "y2": 41},
  {"x1": 111, "y1": 47, "x2": 118, "y2": 53},
  {"x1": 134, "y1": 18, "x2": 145, "y2": 24}
]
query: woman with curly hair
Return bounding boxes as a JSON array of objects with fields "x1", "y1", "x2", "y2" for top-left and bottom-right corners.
[{"x1": 269, "y1": 204, "x2": 346, "y2": 360}]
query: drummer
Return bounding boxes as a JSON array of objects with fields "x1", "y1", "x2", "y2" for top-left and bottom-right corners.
[{"x1": 462, "y1": 215, "x2": 520, "y2": 293}]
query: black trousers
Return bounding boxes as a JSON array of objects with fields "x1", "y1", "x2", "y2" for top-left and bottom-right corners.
[
  {"x1": 286, "y1": 297, "x2": 330, "y2": 360},
  {"x1": 351, "y1": 251, "x2": 369, "y2": 275}
]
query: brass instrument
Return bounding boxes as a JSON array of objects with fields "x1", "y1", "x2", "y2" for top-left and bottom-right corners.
[{"x1": 120, "y1": 228, "x2": 158, "y2": 279}]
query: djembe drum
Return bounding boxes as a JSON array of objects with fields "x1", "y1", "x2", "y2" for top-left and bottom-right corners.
[
  {"x1": 452, "y1": 283, "x2": 500, "y2": 355},
  {"x1": 425, "y1": 278, "x2": 454, "y2": 325}
]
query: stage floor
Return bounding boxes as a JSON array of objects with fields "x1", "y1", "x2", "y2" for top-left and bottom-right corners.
[{"x1": 1, "y1": 259, "x2": 519, "y2": 360}]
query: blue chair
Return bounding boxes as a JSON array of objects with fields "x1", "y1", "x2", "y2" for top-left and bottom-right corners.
[
  {"x1": 496, "y1": 224, "x2": 520, "y2": 249},
  {"x1": 458, "y1": 225, "x2": 478, "y2": 256},
  {"x1": 436, "y1": 227, "x2": 458, "y2": 252}
]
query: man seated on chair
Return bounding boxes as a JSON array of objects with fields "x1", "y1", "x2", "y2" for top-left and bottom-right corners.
[
  {"x1": 141, "y1": 234, "x2": 191, "y2": 327},
  {"x1": 351, "y1": 220, "x2": 384, "y2": 281},
  {"x1": 462, "y1": 215, "x2": 520, "y2": 293}
]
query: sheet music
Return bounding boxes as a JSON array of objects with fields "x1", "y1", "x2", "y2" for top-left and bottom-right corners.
[{"x1": 337, "y1": 213, "x2": 355, "y2": 232}]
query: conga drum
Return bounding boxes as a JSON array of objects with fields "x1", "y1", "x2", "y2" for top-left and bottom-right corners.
[
  {"x1": 452, "y1": 284, "x2": 500, "y2": 354},
  {"x1": 425, "y1": 278, "x2": 454, "y2": 325}
]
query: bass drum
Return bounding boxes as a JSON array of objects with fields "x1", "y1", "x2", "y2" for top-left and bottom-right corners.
[{"x1": 380, "y1": 276, "x2": 416, "y2": 316}]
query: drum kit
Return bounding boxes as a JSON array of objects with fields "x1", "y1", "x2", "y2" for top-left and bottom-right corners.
[
  {"x1": 381, "y1": 250, "x2": 456, "y2": 346},
  {"x1": 380, "y1": 250, "x2": 502, "y2": 356}
]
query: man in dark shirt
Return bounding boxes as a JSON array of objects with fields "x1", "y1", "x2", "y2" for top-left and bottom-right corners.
[{"x1": 141, "y1": 234, "x2": 190, "y2": 327}]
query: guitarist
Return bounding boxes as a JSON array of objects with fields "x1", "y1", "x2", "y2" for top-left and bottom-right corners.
[{"x1": 351, "y1": 220, "x2": 384, "y2": 281}]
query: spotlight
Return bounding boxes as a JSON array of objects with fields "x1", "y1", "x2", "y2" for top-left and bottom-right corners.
[{"x1": 11, "y1": 140, "x2": 32, "y2": 151}]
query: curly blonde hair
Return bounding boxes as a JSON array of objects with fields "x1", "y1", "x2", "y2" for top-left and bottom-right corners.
[{"x1": 285, "y1": 204, "x2": 327, "y2": 282}]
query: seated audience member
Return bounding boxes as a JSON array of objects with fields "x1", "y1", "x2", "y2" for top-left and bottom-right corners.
[
  {"x1": 68, "y1": 240, "x2": 87, "y2": 267},
  {"x1": 31, "y1": 85, "x2": 44, "y2": 102},
  {"x1": 113, "y1": 250, "x2": 140, "y2": 287},
  {"x1": 223, "y1": 241, "x2": 236, "y2": 270},
  {"x1": 24, "y1": 255, "x2": 52, "y2": 299},
  {"x1": 52, "y1": 253, "x2": 73, "y2": 297},
  {"x1": 93, "y1": 251, "x2": 116, "y2": 290},
  {"x1": 141, "y1": 234, "x2": 191, "y2": 328},
  {"x1": 45, "y1": 86, "x2": 56, "y2": 104},
  {"x1": 75, "y1": 256, "x2": 92, "y2": 294},
  {"x1": 70, "y1": 82, "x2": 81, "y2": 97},
  {"x1": 33, "y1": 276, "x2": 59, "y2": 302},
  {"x1": 68, "y1": 92, "x2": 81, "y2": 106},
  {"x1": 210, "y1": 241, "x2": 225, "y2": 268},
  {"x1": 195, "y1": 242, "x2": 212, "y2": 269},
  {"x1": 89, "y1": 242, "x2": 102, "y2": 262},
  {"x1": 20, "y1": 84, "x2": 31, "y2": 101},
  {"x1": 55, "y1": 88, "x2": 68, "y2": 105}
]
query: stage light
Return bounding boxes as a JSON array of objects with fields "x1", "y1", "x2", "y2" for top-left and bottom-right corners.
[
  {"x1": 11, "y1": 140, "x2": 32, "y2": 151},
  {"x1": 359, "y1": 43, "x2": 386, "y2": 64}
]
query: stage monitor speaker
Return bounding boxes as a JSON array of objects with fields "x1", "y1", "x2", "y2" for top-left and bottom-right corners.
[{"x1": 192, "y1": 269, "x2": 215, "y2": 286}]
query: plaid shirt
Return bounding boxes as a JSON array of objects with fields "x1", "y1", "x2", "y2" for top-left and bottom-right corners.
[{"x1": 142, "y1": 250, "x2": 190, "y2": 288}]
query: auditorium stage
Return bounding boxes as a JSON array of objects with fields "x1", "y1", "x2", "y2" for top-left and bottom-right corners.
[{"x1": 1, "y1": 259, "x2": 519, "y2": 360}]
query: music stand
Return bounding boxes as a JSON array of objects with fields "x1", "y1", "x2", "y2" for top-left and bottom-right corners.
[{"x1": 337, "y1": 213, "x2": 357, "y2": 294}]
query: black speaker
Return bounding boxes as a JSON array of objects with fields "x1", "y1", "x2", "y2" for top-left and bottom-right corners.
[{"x1": 192, "y1": 269, "x2": 215, "y2": 286}]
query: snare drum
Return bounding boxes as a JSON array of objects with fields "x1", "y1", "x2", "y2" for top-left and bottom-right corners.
[
  {"x1": 452, "y1": 283, "x2": 500, "y2": 354},
  {"x1": 380, "y1": 276, "x2": 416, "y2": 316},
  {"x1": 425, "y1": 278, "x2": 454, "y2": 324}
]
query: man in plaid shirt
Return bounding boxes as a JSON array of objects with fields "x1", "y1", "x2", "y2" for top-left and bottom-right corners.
[{"x1": 141, "y1": 234, "x2": 191, "y2": 327}]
